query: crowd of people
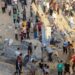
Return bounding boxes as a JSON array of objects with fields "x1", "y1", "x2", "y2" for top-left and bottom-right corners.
[
  {"x1": 1, "y1": 0, "x2": 75, "y2": 75},
  {"x1": 1, "y1": 0, "x2": 42, "y2": 42}
]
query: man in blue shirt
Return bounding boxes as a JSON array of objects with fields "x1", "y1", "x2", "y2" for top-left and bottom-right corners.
[{"x1": 63, "y1": 41, "x2": 70, "y2": 54}]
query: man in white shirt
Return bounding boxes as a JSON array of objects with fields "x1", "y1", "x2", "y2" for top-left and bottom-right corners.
[{"x1": 15, "y1": 48, "x2": 22, "y2": 57}]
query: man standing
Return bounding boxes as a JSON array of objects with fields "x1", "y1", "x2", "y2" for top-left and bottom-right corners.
[
  {"x1": 57, "y1": 60, "x2": 64, "y2": 75},
  {"x1": 13, "y1": 7, "x2": 17, "y2": 23},
  {"x1": 28, "y1": 43, "x2": 32, "y2": 55},
  {"x1": 15, "y1": 53, "x2": 23, "y2": 74},
  {"x1": 26, "y1": 25, "x2": 30, "y2": 39},
  {"x1": 15, "y1": 27, "x2": 18, "y2": 40},
  {"x1": 22, "y1": 8, "x2": 26, "y2": 21},
  {"x1": 64, "y1": 62, "x2": 70, "y2": 75},
  {"x1": 63, "y1": 41, "x2": 69, "y2": 54}
]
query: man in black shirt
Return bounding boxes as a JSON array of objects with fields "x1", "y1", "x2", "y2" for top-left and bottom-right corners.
[
  {"x1": 49, "y1": 8, "x2": 53, "y2": 16},
  {"x1": 28, "y1": 43, "x2": 32, "y2": 55},
  {"x1": 64, "y1": 62, "x2": 70, "y2": 75}
]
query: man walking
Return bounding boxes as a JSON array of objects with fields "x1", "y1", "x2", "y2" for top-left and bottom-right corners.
[{"x1": 15, "y1": 53, "x2": 23, "y2": 75}]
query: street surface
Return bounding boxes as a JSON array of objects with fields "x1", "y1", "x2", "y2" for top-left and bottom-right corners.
[
  {"x1": 0, "y1": 0, "x2": 75, "y2": 75},
  {"x1": 0, "y1": 61, "x2": 14, "y2": 75}
]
